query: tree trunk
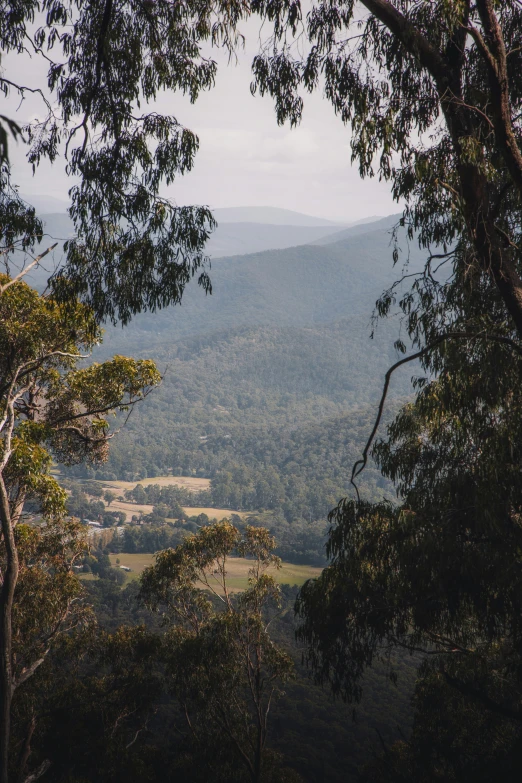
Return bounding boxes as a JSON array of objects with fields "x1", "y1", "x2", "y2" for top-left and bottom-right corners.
[
  {"x1": 0, "y1": 487, "x2": 19, "y2": 783},
  {"x1": 0, "y1": 554, "x2": 17, "y2": 783},
  {"x1": 361, "y1": 0, "x2": 522, "y2": 341}
]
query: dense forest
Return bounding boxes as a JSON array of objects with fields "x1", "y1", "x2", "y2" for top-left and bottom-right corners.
[{"x1": 66, "y1": 317, "x2": 414, "y2": 517}]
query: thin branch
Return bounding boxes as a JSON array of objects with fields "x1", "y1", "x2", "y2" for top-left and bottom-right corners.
[
  {"x1": 0, "y1": 244, "x2": 58, "y2": 293},
  {"x1": 52, "y1": 424, "x2": 113, "y2": 445},
  {"x1": 125, "y1": 711, "x2": 154, "y2": 749},
  {"x1": 351, "y1": 330, "x2": 522, "y2": 496},
  {"x1": 21, "y1": 760, "x2": 51, "y2": 783}
]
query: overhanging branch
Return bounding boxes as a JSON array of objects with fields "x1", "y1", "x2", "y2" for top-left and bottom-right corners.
[{"x1": 351, "y1": 330, "x2": 522, "y2": 497}]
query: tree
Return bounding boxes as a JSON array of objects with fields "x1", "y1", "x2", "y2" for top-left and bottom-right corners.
[
  {"x1": 140, "y1": 521, "x2": 296, "y2": 783},
  {"x1": 104, "y1": 490, "x2": 116, "y2": 507},
  {"x1": 3, "y1": 517, "x2": 89, "y2": 783},
  {"x1": 253, "y1": 0, "x2": 522, "y2": 337},
  {"x1": 250, "y1": 0, "x2": 522, "y2": 769},
  {"x1": 84, "y1": 481, "x2": 104, "y2": 499},
  {"x1": 0, "y1": 276, "x2": 161, "y2": 783},
  {"x1": 1, "y1": 0, "x2": 249, "y2": 323},
  {"x1": 130, "y1": 484, "x2": 147, "y2": 506},
  {"x1": 21, "y1": 624, "x2": 166, "y2": 783},
  {"x1": 360, "y1": 661, "x2": 522, "y2": 782}
]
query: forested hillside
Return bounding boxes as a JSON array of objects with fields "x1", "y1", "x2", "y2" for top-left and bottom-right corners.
[
  {"x1": 99, "y1": 218, "x2": 420, "y2": 351},
  {"x1": 66, "y1": 219, "x2": 424, "y2": 526}
]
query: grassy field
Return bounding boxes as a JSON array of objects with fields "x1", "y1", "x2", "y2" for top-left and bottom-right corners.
[
  {"x1": 85, "y1": 475, "x2": 247, "y2": 521},
  {"x1": 109, "y1": 553, "x2": 322, "y2": 591},
  {"x1": 108, "y1": 499, "x2": 246, "y2": 522},
  {"x1": 100, "y1": 476, "x2": 211, "y2": 492},
  {"x1": 110, "y1": 499, "x2": 153, "y2": 517},
  {"x1": 179, "y1": 507, "x2": 247, "y2": 520}
]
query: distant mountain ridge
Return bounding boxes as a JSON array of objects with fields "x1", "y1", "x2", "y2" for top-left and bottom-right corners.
[
  {"x1": 17, "y1": 212, "x2": 404, "y2": 293},
  {"x1": 20, "y1": 197, "x2": 354, "y2": 227},
  {"x1": 192, "y1": 222, "x2": 342, "y2": 257},
  {"x1": 212, "y1": 206, "x2": 345, "y2": 226},
  {"x1": 99, "y1": 218, "x2": 424, "y2": 356},
  {"x1": 312, "y1": 214, "x2": 402, "y2": 245}
]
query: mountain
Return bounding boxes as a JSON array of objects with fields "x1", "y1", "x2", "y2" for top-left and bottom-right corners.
[
  {"x1": 201, "y1": 222, "x2": 342, "y2": 256},
  {"x1": 15, "y1": 209, "x2": 398, "y2": 279},
  {"x1": 63, "y1": 213, "x2": 429, "y2": 523},
  {"x1": 212, "y1": 206, "x2": 345, "y2": 226},
  {"x1": 99, "y1": 218, "x2": 424, "y2": 355},
  {"x1": 16, "y1": 213, "x2": 346, "y2": 284},
  {"x1": 313, "y1": 214, "x2": 402, "y2": 245}
]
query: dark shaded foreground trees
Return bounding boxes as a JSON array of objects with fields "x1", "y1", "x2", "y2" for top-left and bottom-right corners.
[
  {"x1": 0, "y1": 277, "x2": 161, "y2": 783},
  {"x1": 8, "y1": 572, "x2": 416, "y2": 783},
  {"x1": 249, "y1": 0, "x2": 522, "y2": 774},
  {"x1": 140, "y1": 521, "x2": 299, "y2": 783},
  {"x1": 10, "y1": 523, "x2": 301, "y2": 782}
]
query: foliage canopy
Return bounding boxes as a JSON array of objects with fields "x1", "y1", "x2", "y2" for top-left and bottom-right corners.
[
  {"x1": 251, "y1": 0, "x2": 522, "y2": 772},
  {"x1": 1, "y1": 0, "x2": 250, "y2": 322},
  {"x1": 140, "y1": 520, "x2": 296, "y2": 783},
  {"x1": 0, "y1": 276, "x2": 161, "y2": 782}
]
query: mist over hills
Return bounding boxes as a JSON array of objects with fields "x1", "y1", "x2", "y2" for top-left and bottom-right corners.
[
  {"x1": 198, "y1": 221, "x2": 343, "y2": 256},
  {"x1": 211, "y1": 205, "x2": 345, "y2": 226},
  {"x1": 18, "y1": 207, "x2": 353, "y2": 285},
  {"x1": 311, "y1": 214, "x2": 402, "y2": 244},
  {"x1": 99, "y1": 217, "x2": 422, "y2": 354}
]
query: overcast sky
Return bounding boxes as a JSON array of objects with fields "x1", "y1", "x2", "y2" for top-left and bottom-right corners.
[{"x1": 8, "y1": 18, "x2": 400, "y2": 223}]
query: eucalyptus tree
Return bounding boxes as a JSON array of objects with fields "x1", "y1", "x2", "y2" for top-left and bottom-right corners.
[
  {"x1": 0, "y1": 0, "x2": 250, "y2": 321},
  {"x1": 140, "y1": 521, "x2": 295, "y2": 783},
  {"x1": 0, "y1": 276, "x2": 161, "y2": 783},
  {"x1": 249, "y1": 0, "x2": 522, "y2": 768},
  {"x1": 0, "y1": 5, "x2": 249, "y2": 777},
  {"x1": 252, "y1": 0, "x2": 522, "y2": 336}
]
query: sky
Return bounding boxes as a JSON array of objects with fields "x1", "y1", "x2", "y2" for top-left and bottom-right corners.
[{"x1": 7, "y1": 17, "x2": 400, "y2": 224}]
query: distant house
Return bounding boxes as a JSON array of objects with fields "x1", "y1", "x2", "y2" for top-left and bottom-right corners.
[{"x1": 84, "y1": 519, "x2": 102, "y2": 528}]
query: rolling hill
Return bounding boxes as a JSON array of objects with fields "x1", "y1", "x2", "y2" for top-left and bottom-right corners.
[
  {"x1": 24, "y1": 207, "x2": 426, "y2": 524},
  {"x1": 98, "y1": 217, "x2": 424, "y2": 354}
]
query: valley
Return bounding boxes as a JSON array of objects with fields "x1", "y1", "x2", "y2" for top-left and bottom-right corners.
[
  {"x1": 24, "y1": 206, "x2": 424, "y2": 780},
  {"x1": 64, "y1": 212, "x2": 423, "y2": 535}
]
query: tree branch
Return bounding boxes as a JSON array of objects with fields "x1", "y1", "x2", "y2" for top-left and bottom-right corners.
[
  {"x1": 21, "y1": 760, "x2": 51, "y2": 783},
  {"x1": 351, "y1": 330, "x2": 522, "y2": 496},
  {"x1": 474, "y1": 0, "x2": 522, "y2": 198},
  {"x1": 359, "y1": 0, "x2": 451, "y2": 84},
  {"x1": 0, "y1": 244, "x2": 58, "y2": 293}
]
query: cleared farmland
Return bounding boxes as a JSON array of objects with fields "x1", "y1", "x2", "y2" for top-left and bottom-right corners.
[
  {"x1": 109, "y1": 553, "x2": 322, "y2": 591},
  {"x1": 82, "y1": 476, "x2": 247, "y2": 521},
  {"x1": 108, "y1": 499, "x2": 246, "y2": 521},
  {"x1": 100, "y1": 475, "x2": 211, "y2": 492}
]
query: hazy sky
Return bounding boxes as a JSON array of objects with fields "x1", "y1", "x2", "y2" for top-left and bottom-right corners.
[{"x1": 8, "y1": 17, "x2": 400, "y2": 223}]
